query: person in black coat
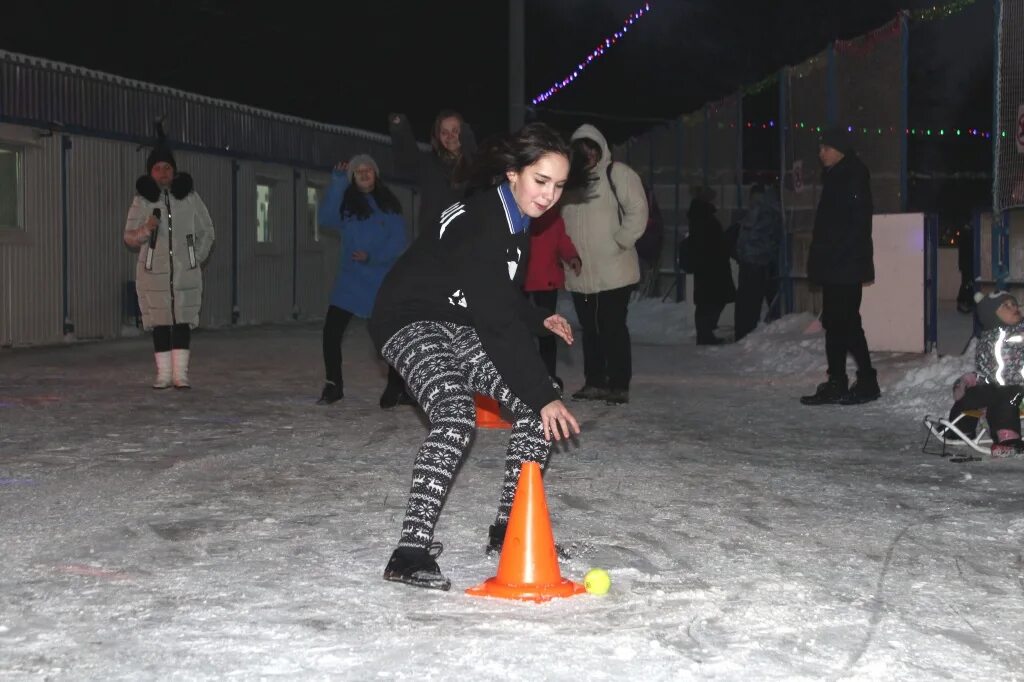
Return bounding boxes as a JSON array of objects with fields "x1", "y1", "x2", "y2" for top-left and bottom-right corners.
[
  {"x1": 687, "y1": 187, "x2": 736, "y2": 345},
  {"x1": 800, "y1": 128, "x2": 880, "y2": 405},
  {"x1": 388, "y1": 110, "x2": 476, "y2": 234}
]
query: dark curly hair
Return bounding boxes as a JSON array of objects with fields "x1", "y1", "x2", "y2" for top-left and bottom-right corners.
[
  {"x1": 464, "y1": 122, "x2": 580, "y2": 195},
  {"x1": 340, "y1": 181, "x2": 403, "y2": 221}
]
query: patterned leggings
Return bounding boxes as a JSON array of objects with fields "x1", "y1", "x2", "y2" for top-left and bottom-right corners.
[{"x1": 382, "y1": 321, "x2": 551, "y2": 550}]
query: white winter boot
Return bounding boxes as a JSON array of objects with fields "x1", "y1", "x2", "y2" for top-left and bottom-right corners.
[
  {"x1": 172, "y1": 349, "x2": 191, "y2": 389},
  {"x1": 153, "y1": 351, "x2": 173, "y2": 389}
]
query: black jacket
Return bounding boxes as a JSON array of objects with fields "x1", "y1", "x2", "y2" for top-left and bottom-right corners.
[
  {"x1": 807, "y1": 153, "x2": 874, "y2": 285},
  {"x1": 687, "y1": 198, "x2": 736, "y2": 306},
  {"x1": 389, "y1": 114, "x2": 476, "y2": 233},
  {"x1": 369, "y1": 184, "x2": 558, "y2": 413}
]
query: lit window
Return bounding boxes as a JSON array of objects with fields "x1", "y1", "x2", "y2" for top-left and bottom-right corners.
[
  {"x1": 307, "y1": 185, "x2": 320, "y2": 242},
  {"x1": 256, "y1": 182, "x2": 272, "y2": 243},
  {"x1": 0, "y1": 145, "x2": 23, "y2": 230}
]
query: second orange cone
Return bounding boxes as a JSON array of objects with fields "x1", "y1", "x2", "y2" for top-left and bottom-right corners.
[
  {"x1": 466, "y1": 461, "x2": 585, "y2": 602},
  {"x1": 474, "y1": 394, "x2": 511, "y2": 429}
]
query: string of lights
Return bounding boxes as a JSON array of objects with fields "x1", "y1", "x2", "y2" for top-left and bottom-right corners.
[
  {"x1": 530, "y1": 2, "x2": 652, "y2": 105},
  {"x1": 529, "y1": 0, "x2": 978, "y2": 111},
  {"x1": 710, "y1": 120, "x2": 997, "y2": 140}
]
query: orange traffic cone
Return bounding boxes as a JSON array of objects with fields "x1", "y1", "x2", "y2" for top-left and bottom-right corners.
[
  {"x1": 474, "y1": 394, "x2": 511, "y2": 429},
  {"x1": 466, "y1": 461, "x2": 585, "y2": 602}
]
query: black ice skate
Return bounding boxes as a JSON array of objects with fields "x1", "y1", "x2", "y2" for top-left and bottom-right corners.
[
  {"x1": 486, "y1": 523, "x2": 571, "y2": 560},
  {"x1": 317, "y1": 381, "x2": 343, "y2": 405},
  {"x1": 383, "y1": 544, "x2": 450, "y2": 591},
  {"x1": 800, "y1": 377, "x2": 848, "y2": 405}
]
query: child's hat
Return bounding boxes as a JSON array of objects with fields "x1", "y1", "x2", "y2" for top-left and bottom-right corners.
[{"x1": 975, "y1": 290, "x2": 1017, "y2": 330}]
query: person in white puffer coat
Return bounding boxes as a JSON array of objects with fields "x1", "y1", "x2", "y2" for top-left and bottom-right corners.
[
  {"x1": 123, "y1": 130, "x2": 215, "y2": 390},
  {"x1": 561, "y1": 124, "x2": 648, "y2": 405}
]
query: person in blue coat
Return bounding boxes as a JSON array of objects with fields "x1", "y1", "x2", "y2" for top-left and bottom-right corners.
[{"x1": 317, "y1": 154, "x2": 411, "y2": 408}]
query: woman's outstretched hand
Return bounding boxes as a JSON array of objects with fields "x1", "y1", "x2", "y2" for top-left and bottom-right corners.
[
  {"x1": 543, "y1": 314, "x2": 574, "y2": 345},
  {"x1": 540, "y1": 399, "x2": 580, "y2": 442}
]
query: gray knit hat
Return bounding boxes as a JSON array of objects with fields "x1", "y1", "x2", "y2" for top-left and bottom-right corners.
[
  {"x1": 347, "y1": 154, "x2": 380, "y2": 182},
  {"x1": 975, "y1": 291, "x2": 1017, "y2": 330}
]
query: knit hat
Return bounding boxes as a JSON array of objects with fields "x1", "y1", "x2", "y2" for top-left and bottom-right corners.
[
  {"x1": 819, "y1": 127, "x2": 854, "y2": 155},
  {"x1": 974, "y1": 291, "x2": 1017, "y2": 330},
  {"x1": 146, "y1": 121, "x2": 176, "y2": 174},
  {"x1": 347, "y1": 154, "x2": 379, "y2": 182}
]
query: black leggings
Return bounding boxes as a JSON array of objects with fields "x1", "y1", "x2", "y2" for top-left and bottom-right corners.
[
  {"x1": 152, "y1": 324, "x2": 190, "y2": 352},
  {"x1": 950, "y1": 383, "x2": 1024, "y2": 441},
  {"x1": 323, "y1": 305, "x2": 403, "y2": 391},
  {"x1": 382, "y1": 321, "x2": 550, "y2": 550}
]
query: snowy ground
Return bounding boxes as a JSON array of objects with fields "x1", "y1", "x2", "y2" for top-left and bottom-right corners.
[{"x1": 2, "y1": 300, "x2": 1023, "y2": 681}]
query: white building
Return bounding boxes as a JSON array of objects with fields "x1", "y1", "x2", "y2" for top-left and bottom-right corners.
[{"x1": 0, "y1": 49, "x2": 421, "y2": 347}]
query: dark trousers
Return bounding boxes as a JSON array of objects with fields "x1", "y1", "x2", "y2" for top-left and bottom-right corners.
[
  {"x1": 694, "y1": 303, "x2": 726, "y2": 343},
  {"x1": 323, "y1": 305, "x2": 403, "y2": 392},
  {"x1": 529, "y1": 289, "x2": 559, "y2": 380},
  {"x1": 571, "y1": 285, "x2": 632, "y2": 391},
  {"x1": 950, "y1": 383, "x2": 1024, "y2": 441},
  {"x1": 735, "y1": 262, "x2": 769, "y2": 341},
  {"x1": 152, "y1": 324, "x2": 190, "y2": 352},
  {"x1": 821, "y1": 283, "x2": 873, "y2": 379}
]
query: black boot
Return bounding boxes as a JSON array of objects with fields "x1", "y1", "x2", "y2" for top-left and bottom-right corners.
[
  {"x1": 840, "y1": 370, "x2": 880, "y2": 405},
  {"x1": 486, "y1": 523, "x2": 570, "y2": 560},
  {"x1": 380, "y1": 387, "x2": 416, "y2": 409},
  {"x1": 485, "y1": 524, "x2": 506, "y2": 556},
  {"x1": 800, "y1": 376, "x2": 848, "y2": 405},
  {"x1": 317, "y1": 381, "x2": 343, "y2": 405},
  {"x1": 383, "y1": 545, "x2": 450, "y2": 591}
]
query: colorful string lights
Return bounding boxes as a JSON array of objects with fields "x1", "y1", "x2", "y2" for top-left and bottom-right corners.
[
  {"x1": 530, "y1": 2, "x2": 652, "y2": 105},
  {"x1": 720, "y1": 120, "x2": 996, "y2": 140}
]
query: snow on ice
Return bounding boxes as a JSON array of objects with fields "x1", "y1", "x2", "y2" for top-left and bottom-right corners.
[{"x1": 1, "y1": 300, "x2": 1022, "y2": 680}]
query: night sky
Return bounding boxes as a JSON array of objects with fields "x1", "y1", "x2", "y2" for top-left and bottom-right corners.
[{"x1": 0, "y1": 0, "x2": 994, "y2": 218}]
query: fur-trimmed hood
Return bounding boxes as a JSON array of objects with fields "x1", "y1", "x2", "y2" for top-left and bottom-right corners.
[{"x1": 136, "y1": 173, "x2": 194, "y2": 202}]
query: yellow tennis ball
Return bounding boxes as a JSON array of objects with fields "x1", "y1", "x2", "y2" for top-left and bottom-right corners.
[{"x1": 584, "y1": 568, "x2": 611, "y2": 595}]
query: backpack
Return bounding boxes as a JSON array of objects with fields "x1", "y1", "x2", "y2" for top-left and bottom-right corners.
[{"x1": 605, "y1": 162, "x2": 663, "y2": 265}]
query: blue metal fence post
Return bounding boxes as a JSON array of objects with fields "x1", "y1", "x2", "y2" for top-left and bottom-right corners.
[
  {"x1": 924, "y1": 214, "x2": 939, "y2": 351},
  {"x1": 648, "y1": 130, "x2": 655, "y2": 187},
  {"x1": 61, "y1": 134, "x2": 73, "y2": 336},
  {"x1": 993, "y1": 0, "x2": 1006, "y2": 289},
  {"x1": 972, "y1": 210, "x2": 982, "y2": 339},
  {"x1": 826, "y1": 43, "x2": 838, "y2": 127},
  {"x1": 703, "y1": 105, "x2": 710, "y2": 187},
  {"x1": 231, "y1": 159, "x2": 240, "y2": 325},
  {"x1": 778, "y1": 68, "x2": 793, "y2": 315},
  {"x1": 900, "y1": 13, "x2": 909, "y2": 212},
  {"x1": 736, "y1": 93, "x2": 744, "y2": 209},
  {"x1": 674, "y1": 117, "x2": 683, "y2": 303},
  {"x1": 292, "y1": 169, "x2": 300, "y2": 320}
]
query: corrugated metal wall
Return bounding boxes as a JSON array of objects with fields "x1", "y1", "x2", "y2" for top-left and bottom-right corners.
[
  {"x1": 235, "y1": 163, "x2": 295, "y2": 324},
  {"x1": 0, "y1": 133, "x2": 62, "y2": 346},
  {"x1": 0, "y1": 49, "x2": 401, "y2": 175},
  {"x1": 0, "y1": 49, "x2": 436, "y2": 347},
  {"x1": 66, "y1": 136, "x2": 139, "y2": 339},
  {"x1": 295, "y1": 169, "x2": 332, "y2": 320},
  {"x1": 174, "y1": 151, "x2": 234, "y2": 328}
]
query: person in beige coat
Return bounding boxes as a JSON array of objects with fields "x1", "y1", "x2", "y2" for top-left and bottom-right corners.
[
  {"x1": 561, "y1": 124, "x2": 648, "y2": 404},
  {"x1": 123, "y1": 137, "x2": 215, "y2": 389}
]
